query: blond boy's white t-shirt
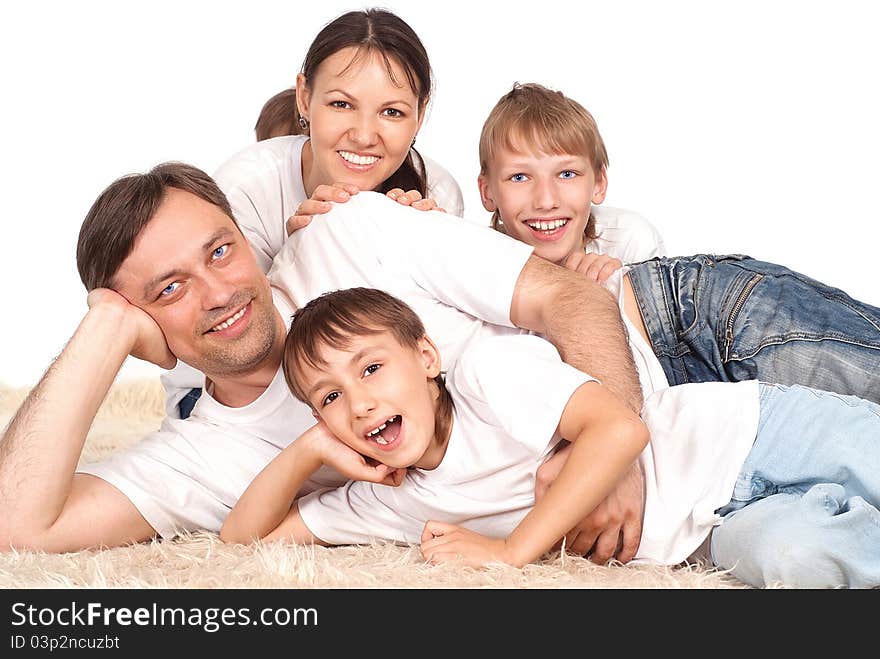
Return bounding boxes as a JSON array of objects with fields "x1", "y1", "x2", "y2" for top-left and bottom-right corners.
[
  {"x1": 588, "y1": 205, "x2": 667, "y2": 264},
  {"x1": 298, "y1": 334, "x2": 760, "y2": 566}
]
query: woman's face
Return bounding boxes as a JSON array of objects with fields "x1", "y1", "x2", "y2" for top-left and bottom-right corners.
[{"x1": 298, "y1": 47, "x2": 425, "y2": 196}]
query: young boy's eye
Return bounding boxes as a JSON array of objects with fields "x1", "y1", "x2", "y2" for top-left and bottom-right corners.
[
  {"x1": 559, "y1": 170, "x2": 578, "y2": 179},
  {"x1": 363, "y1": 363, "x2": 381, "y2": 377},
  {"x1": 509, "y1": 173, "x2": 528, "y2": 183},
  {"x1": 322, "y1": 391, "x2": 340, "y2": 406}
]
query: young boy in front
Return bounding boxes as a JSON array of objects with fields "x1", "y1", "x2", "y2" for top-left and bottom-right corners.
[{"x1": 222, "y1": 287, "x2": 880, "y2": 589}]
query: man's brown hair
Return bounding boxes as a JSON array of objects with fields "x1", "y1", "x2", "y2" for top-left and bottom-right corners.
[{"x1": 76, "y1": 162, "x2": 236, "y2": 291}]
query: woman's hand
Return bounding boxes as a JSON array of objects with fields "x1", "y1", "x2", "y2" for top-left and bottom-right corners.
[
  {"x1": 420, "y1": 521, "x2": 512, "y2": 567},
  {"x1": 286, "y1": 182, "x2": 360, "y2": 236},
  {"x1": 304, "y1": 420, "x2": 407, "y2": 487},
  {"x1": 563, "y1": 252, "x2": 623, "y2": 282},
  {"x1": 385, "y1": 188, "x2": 445, "y2": 213}
]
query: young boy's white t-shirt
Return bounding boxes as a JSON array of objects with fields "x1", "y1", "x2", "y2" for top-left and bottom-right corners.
[
  {"x1": 77, "y1": 195, "x2": 534, "y2": 538},
  {"x1": 589, "y1": 206, "x2": 667, "y2": 264},
  {"x1": 298, "y1": 334, "x2": 760, "y2": 565}
]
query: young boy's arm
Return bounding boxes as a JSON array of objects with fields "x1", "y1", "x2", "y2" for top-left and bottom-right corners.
[
  {"x1": 420, "y1": 381, "x2": 649, "y2": 568},
  {"x1": 220, "y1": 422, "x2": 404, "y2": 545}
]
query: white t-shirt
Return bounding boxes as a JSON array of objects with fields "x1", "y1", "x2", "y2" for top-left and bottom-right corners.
[
  {"x1": 299, "y1": 334, "x2": 760, "y2": 566},
  {"x1": 213, "y1": 135, "x2": 465, "y2": 273},
  {"x1": 160, "y1": 136, "x2": 467, "y2": 413},
  {"x1": 82, "y1": 194, "x2": 533, "y2": 538},
  {"x1": 587, "y1": 205, "x2": 667, "y2": 264},
  {"x1": 77, "y1": 292, "x2": 347, "y2": 539}
]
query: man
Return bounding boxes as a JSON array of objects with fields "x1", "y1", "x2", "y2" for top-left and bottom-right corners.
[{"x1": 0, "y1": 163, "x2": 643, "y2": 555}]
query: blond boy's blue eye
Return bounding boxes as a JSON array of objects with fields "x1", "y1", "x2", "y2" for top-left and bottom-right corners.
[
  {"x1": 560, "y1": 170, "x2": 577, "y2": 179},
  {"x1": 510, "y1": 173, "x2": 528, "y2": 183}
]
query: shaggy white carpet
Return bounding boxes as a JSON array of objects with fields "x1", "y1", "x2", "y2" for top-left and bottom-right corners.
[{"x1": 0, "y1": 379, "x2": 745, "y2": 589}]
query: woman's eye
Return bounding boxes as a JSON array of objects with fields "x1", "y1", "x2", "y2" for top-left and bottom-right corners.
[
  {"x1": 212, "y1": 244, "x2": 229, "y2": 259},
  {"x1": 330, "y1": 100, "x2": 351, "y2": 109},
  {"x1": 160, "y1": 282, "x2": 180, "y2": 297},
  {"x1": 509, "y1": 173, "x2": 528, "y2": 183},
  {"x1": 364, "y1": 363, "x2": 381, "y2": 376},
  {"x1": 322, "y1": 391, "x2": 340, "y2": 406},
  {"x1": 382, "y1": 108, "x2": 404, "y2": 118},
  {"x1": 559, "y1": 170, "x2": 578, "y2": 179}
]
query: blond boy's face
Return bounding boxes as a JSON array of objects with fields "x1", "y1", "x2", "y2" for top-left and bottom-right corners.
[
  {"x1": 297, "y1": 332, "x2": 444, "y2": 470},
  {"x1": 478, "y1": 145, "x2": 607, "y2": 264}
]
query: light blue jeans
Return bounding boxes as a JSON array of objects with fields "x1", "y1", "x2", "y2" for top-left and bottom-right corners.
[
  {"x1": 710, "y1": 382, "x2": 880, "y2": 588},
  {"x1": 627, "y1": 254, "x2": 880, "y2": 403}
]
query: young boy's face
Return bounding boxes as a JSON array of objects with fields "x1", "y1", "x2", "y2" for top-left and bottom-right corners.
[
  {"x1": 296, "y1": 331, "x2": 445, "y2": 470},
  {"x1": 478, "y1": 145, "x2": 607, "y2": 264}
]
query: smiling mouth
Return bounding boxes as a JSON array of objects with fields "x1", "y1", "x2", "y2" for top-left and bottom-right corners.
[
  {"x1": 338, "y1": 150, "x2": 381, "y2": 166},
  {"x1": 525, "y1": 218, "x2": 569, "y2": 232},
  {"x1": 365, "y1": 415, "x2": 402, "y2": 446},
  {"x1": 206, "y1": 303, "x2": 249, "y2": 333}
]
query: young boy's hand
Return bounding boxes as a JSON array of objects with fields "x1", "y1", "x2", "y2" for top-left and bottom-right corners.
[
  {"x1": 305, "y1": 421, "x2": 406, "y2": 487},
  {"x1": 420, "y1": 521, "x2": 512, "y2": 568},
  {"x1": 563, "y1": 252, "x2": 622, "y2": 282}
]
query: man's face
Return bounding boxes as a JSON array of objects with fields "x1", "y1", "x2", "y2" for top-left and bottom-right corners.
[
  {"x1": 112, "y1": 188, "x2": 279, "y2": 378},
  {"x1": 297, "y1": 331, "x2": 443, "y2": 470},
  {"x1": 478, "y1": 145, "x2": 607, "y2": 264}
]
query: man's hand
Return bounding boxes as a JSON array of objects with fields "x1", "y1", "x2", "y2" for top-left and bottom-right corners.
[
  {"x1": 536, "y1": 444, "x2": 645, "y2": 563},
  {"x1": 305, "y1": 421, "x2": 407, "y2": 487},
  {"x1": 563, "y1": 252, "x2": 623, "y2": 283},
  {"x1": 86, "y1": 288, "x2": 176, "y2": 369}
]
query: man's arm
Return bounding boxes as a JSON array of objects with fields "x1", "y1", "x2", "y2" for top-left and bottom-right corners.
[
  {"x1": 509, "y1": 254, "x2": 643, "y2": 413},
  {"x1": 421, "y1": 381, "x2": 649, "y2": 567},
  {"x1": 0, "y1": 290, "x2": 174, "y2": 551}
]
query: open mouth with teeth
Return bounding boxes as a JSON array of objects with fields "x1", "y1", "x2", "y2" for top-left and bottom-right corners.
[
  {"x1": 338, "y1": 150, "x2": 381, "y2": 168},
  {"x1": 524, "y1": 218, "x2": 570, "y2": 240},
  {"x1": 205, "y1": 303, "x2": 250, "y2": 336},
  {"x1": 365, "y1": 414, "x2": 403, "y2": 449}
]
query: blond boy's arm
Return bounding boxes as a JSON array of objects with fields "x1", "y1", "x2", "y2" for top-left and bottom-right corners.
[{"x1": 420, "y1": 381, "x2": 649, "y2": 567}]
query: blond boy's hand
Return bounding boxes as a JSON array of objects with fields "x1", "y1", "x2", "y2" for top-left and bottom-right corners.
[
  {"x1": 563, "y1": 252, "x2": 623, "y2": 283},
  {"x1": 420, "y1": 521, "x2": 510, "y2": 568}
]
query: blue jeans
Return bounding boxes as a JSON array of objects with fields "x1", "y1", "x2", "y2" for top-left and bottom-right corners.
[
  {"x1": 627, "y1": 254, "x2": 880, "y2": 403},
  {"x1": 710, "y1": 382, "x2": 880, "y2": 588}
]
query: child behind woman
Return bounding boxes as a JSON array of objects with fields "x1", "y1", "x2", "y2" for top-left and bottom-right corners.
[
  {"x1": 478, "y1": 83, "x2": 665, "y2": 278},
  {"x1": 222, "y1": 287, "x2": 880, "y2": 589}
]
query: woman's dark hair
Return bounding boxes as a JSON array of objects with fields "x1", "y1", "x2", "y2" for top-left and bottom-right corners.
[{"x1": 293, "y1": 9, "x2": 432, "y2": 196}]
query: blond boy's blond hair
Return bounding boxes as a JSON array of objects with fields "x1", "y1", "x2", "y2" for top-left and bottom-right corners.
[{"x1": 479, "y1": 83, "x2": 609, "y2": 238}]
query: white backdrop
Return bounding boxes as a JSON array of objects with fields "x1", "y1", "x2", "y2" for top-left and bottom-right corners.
[{"x1": 2, "y1": 0, "x2": 878, "y2": 387}]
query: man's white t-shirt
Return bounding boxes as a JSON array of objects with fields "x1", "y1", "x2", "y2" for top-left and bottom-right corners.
[
  {"x1": 588, "y1": 206, "x2": 667, "y2": 264},
  {"x1": 161, "y1": 136, "x2": 467, "y2": 413},
  {"x1": 78, "y1": 194, "x2": 532, "y2": 538},
  {"x1": 299, "y1": 334, "x2": 760, "y2": 565}
]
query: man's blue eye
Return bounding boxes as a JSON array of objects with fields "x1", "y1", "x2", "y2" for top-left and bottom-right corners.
[
  {"x1": 213, "y1": 245, "x2": 228, "y2": 259},
  {"x1": 161, "y1": 282, "x2": 180, "y2": 297},
  {"x1": 560, "y1": 170, "x2": 577, "y2": 179}
]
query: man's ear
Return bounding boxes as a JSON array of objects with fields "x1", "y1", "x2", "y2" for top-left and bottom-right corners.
[
  {"x1": 592, "y1": 169, "x2": 608, "y2": 205},
  {"x1": 295, "y1": 73, "x2": 311, "y2": 120},
  {"x1": 477, "y1": 174, "x2": 497, "y2": 212},
  {"x1": 418, "y1": 336, "x2": 442, "y2": 378}
]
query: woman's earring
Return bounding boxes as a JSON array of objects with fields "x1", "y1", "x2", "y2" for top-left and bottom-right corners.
[
  {"x1": 411, "y1": 136, "x2": 417, "y2": 147},
  {"x1": 298, "y1": 117, "x2": 309, "y2": 131}
]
